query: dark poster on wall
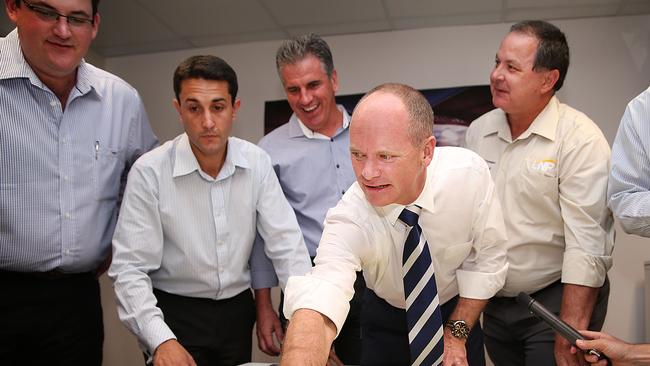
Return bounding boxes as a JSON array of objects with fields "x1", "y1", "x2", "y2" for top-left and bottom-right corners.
[{"x1": 263, "y1": 85, "x2": 494, "y2": 147}]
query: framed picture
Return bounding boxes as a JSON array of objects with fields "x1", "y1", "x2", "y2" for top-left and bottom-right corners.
[{"x1": 263, "y1": 85, "x2": 494, "y2": 147}]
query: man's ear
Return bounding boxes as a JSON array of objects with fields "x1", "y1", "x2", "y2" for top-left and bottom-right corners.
[
  {"x1": 232, "y1": 98, "x2": 241, "y2": 120},
  {"x1": 422, "y1": 136, "x2": 436, "y2": 166},
  {"x1": 5, "y1": 0, "x2": 19, "y2": 24},
  {"x1": 540, "y1": 69, "x2": 560, "y2": 94},
  {"x1": 172, "y1": 98, "x2": 182, "y2": 123}
]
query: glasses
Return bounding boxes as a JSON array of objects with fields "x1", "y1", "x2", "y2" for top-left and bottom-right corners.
[{"x1": 22, "y1": 0, "x2": 94, "y2": 27}]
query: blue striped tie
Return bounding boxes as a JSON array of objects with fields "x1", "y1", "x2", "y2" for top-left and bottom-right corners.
[{"x1": 400, "y1": 205, "x2": 444, "y2": 366}]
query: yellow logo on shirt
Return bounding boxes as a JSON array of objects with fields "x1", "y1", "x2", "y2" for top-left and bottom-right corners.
[{"x1": 529, "y1": 159, "x2": 556, "y2": 173}]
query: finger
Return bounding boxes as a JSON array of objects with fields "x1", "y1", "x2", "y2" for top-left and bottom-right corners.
[{"x1": 274, "y1": 321, "x2": 285, "y2": 341}]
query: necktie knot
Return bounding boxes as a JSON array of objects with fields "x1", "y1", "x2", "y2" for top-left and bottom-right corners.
[{"x1": 399, "y1": 205, "x2": 421, "y2": 228}]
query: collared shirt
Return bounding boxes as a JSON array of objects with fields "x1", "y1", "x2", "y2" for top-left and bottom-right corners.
[
  {"x1": 609, "y1": 86, "x2": 650, "y2": 236},
  {"x1": 465, "y1": 96, "x2": 614, "y2": 296},
  {"x1": 0, "y1": 29, "x2": 157, "y2": 273},
  {"x1": 250, "y1": 106, "x2": 355, "y2": 288},
  {"x1": 108, "y1": 134, "x2": 312, "y2": 352},
  {"x1": 284, "y1": 147, "x2": 508, "y2": 335}
]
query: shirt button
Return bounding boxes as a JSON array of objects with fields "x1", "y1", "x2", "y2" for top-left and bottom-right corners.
[
  {"x1": 330, "y1": 138, "x2": 334, "y2": 142},
  {"x1": 50, "y1": 100, "x2": 57, "y2": 107},
  {"x1": 341, "y1": 190, "x2": 345, "y2": 194},
  {"x1": 63, "y1": 176, "x2": 69, "y2": 181},
  {"x1": 64, "y1": 213, "x2": 71, "y2": 219},
  {"x1": 336, "y1": 164, "x2": 340, "y2": 168}
]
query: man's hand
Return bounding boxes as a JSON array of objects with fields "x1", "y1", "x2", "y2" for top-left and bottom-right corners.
[
  {"x1": 326, "y1": 348, "x2": 344, "y2": 366},
  {"x1": 153, "y1": 339, "x2": 196, "y2": 366},
  {"x1": 574, "y1": 330, "x2": 636, "y2": 365},
  {"x1": 254, "y1": 288, "x2": 283, "y2": 356},
  {"x1": 255, "y1": 301, "x2": 284, "y2": 355},
  {"x1": 443, "y1": 331, "x2": 468, "y2": 366},
  {"x1": 555, "y1": 334, "x2": 588, "y2": 366}
]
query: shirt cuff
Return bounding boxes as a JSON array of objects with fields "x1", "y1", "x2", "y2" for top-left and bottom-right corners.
[
  {"x1": 562, "y1": 251, "x2": 612, "y2": 287},
  {"x1": 143, "y1": 317, "x2": 177, "y2": 354},
  {"x1": 251, "y1": 269, "x2": 279, "y2": 289},
  {"x1": 283, "y1": 275, "x2": 350, "y2": 337},
  {"x1": 456, "y1": 263, "x2": 508, "y2": 299}
]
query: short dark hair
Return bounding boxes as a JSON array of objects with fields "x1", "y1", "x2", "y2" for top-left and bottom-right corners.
[
  {"x1": 15, "y1": 0, "x2": 101, "y2": 16},
  {"x1": 510, "y1": 20, "x2": 569, "y2": 91},
  {"x1": 173, "y1": 55, "x2": 238, "y2": 105},
  {"x1": 358, "y1": 83, "x2": 434, "y2": 146},
  {"x1": 276, "y1": 33, "x2": 335, "y2": 80}
]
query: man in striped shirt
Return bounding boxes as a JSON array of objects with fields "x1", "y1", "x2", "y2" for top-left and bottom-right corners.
[{"x1": 0, "y1": 0, "x2": 157, "y2": 365}]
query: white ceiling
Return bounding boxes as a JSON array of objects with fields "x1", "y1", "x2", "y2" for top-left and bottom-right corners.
[{"x1": 2, "y1": 0, "x2": 649, "y2": 58}]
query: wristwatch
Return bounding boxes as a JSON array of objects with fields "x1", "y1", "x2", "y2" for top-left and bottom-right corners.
[{"x1": 445, "y1": 319, "x2": 470, "y2": 339}]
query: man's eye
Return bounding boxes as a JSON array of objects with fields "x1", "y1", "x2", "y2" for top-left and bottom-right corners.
[
  {"x1": 67, "y1": 16, "x2": 88, "y2": 25},
  {"x1": 380, "y1": 154, "x2": 392, "y2": 161}
]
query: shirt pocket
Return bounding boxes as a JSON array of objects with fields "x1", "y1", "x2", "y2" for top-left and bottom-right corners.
[
  {"x1": 94, "y1": 145, "x2": 124, "y2": 201},
  {"x1": 520, "y1": 158, "x2": 559, "y2": 201}
]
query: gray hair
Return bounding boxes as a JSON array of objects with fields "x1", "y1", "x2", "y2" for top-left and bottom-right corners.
[{"x1": 276, "y1": 33, "x2": 334, "y2": 79}]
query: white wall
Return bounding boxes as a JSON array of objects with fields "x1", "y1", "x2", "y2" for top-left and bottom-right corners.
[{"x1": 101, "y1": 14, "x2": 650, "y2": 363}]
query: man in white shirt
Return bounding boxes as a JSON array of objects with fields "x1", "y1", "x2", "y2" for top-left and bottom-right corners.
[
  {"x1": 465, "y1": 20, "x2": 613, "y2": 366},
  {"x1": 281, "y1": 83, "x2": 508, "y2": 366},
  {"x1": 108, "y1": 55, "x2": 311, "y2": 366}
]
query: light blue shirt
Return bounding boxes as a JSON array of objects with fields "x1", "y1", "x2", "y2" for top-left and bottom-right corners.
[
  {"x1": 250, "y1": 106, "x2": 356, "y2": 288},
  {"x1": 608, "y1": 86, "x2": 650, "y2": 236},
  {"x1": 0, "y1": 29, "x2": 157, "y2": 273},
  {"x1": 108, "y1": 134, "x2": 311, "y2": 352}
]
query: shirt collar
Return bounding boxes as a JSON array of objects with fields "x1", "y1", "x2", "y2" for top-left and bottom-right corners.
[
  {"x1": 519, "y1": 96, "x2": 559, "y2": 141},
  {"x1": 1, "y1": 28, "x2": 99, "y2": 98},
  {"x1": 476, "y1": 96, "x2": 559, "y2": 142},
  {"x1": 288, "y1": 104, "x2": 351, "y2": 139},
  {"x1": 173, "y1": 134, "x2": 249, "y2": 181}
]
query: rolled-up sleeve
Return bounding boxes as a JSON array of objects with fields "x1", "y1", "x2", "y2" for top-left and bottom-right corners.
[
  {"x1": 283, "y1": 206, "x2": 366, "y2": 337},
  {"x1": 457, "y1": 162, "x2": 508, "y2": 299},
  {"x1": 559, "y1": 135, "x2": 614, "y2": 287}
]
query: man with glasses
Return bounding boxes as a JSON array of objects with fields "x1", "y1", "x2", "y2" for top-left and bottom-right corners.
[{"x1": 0, "y1": 0, "x2": 157, "y2": 365}]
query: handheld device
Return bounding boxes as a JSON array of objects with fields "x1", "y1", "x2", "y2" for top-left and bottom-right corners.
[{"x1": 516, "y1": 292, "x2": 607, "y2": 361}]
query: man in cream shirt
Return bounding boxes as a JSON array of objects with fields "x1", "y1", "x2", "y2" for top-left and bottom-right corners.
[{"x1": 465, "y1": 20, "x2": 613, "y2": 366}]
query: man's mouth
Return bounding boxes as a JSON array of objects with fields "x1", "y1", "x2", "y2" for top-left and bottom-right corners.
[
  {"x1": 302, "y1": 104, "x2": 318, "y2": 113},
  {"x1": 365, "y1": 183, "x2": 389, "y2": 190}
]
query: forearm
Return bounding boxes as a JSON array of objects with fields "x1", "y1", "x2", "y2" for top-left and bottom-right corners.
[
  {"x1": 281, "y1": 309, "x2": 336, "y2": 366},
  {"x1": 626, "y1": 344, "x2": 650, "y2": 363},
  {"x1": 447, "y1": 297, "x2": 488, "y2": 328},
  {"x1": 559, "y1": 283, "x2": 599, "y2": 329},
  {"x1": 255, "y1": 288, "x2": 274, "y2": 312}
]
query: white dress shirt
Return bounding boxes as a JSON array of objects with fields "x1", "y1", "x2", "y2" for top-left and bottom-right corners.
[
  {"x1": 284, "y1": 147, "x2": 508, "y2": 335},
  {"x1": 109, "y1": 134, "x2": 311, "y2": 352},
  {"x1": 465, "y1": 96, "x2": 614, "y2": 296}
]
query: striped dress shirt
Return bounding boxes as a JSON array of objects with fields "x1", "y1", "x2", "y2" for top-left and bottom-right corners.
[
  {"x1": 608, "y1": 86, "x2": 650, "y2": 236},
  {"x1": 0, "y1": 29, "x2": 158, "y2": 273},
  {"x1": 108, "y1": 134, "x2": 312, "y2": 352}
]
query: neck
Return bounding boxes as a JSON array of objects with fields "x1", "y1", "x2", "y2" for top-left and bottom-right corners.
[
  {"x1": 506, "y1": 95, "x2": 552, "y2": 139},
  {"x1": 318, "y1": 106, "x2": 344, "y2": 137},
  {"x1": 192, "y1": 144, "x2": 228, "y2": 179},
  {"x1": 37, "y1": 70, "x2": 77, "y2": 110}
]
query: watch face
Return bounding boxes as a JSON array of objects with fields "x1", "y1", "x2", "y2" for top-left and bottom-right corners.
[{"x1": 447, "y1": 320, "x2": 470, "y2": 339}]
